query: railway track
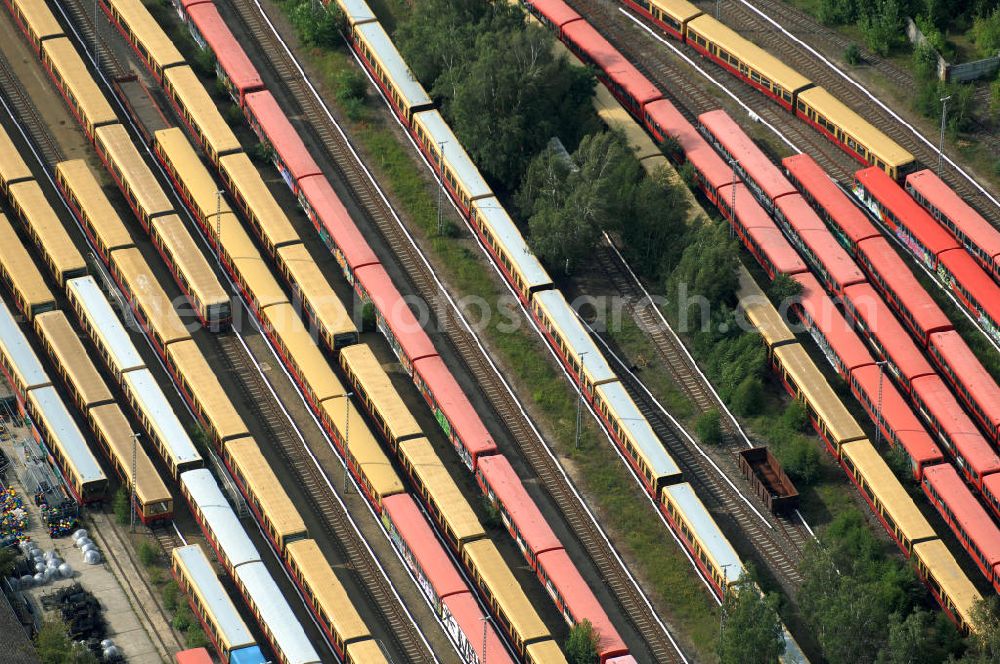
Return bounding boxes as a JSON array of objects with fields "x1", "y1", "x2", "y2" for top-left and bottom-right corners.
[
  {"x1": 569, "y1": 0, "x2": 857, "y2": 181},
  {"x1": 595, "y1": 245, "x2": 811, "y2": 592},
  {"x1": 225, "y1": 1, "x2": 685, "y2": 661},
  {"x1": 214, "y1": 334, "x2": 433, "y2": 664},
  {"x1": 706, "y1": 0, "x2": 1000, "y2": 219},
  {"x1": 0, "y1": 54, "x2": 63, "y2": 165}
]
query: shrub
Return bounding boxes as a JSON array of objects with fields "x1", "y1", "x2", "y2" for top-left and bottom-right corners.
[
  {"x1": 162, "y1": 580, "x2": 180, "y2": 613},
  {"x1": 731, "y1": 376, "x2": 764, "y2": 416},
  {"x1": 137, "y1": 539, "x2": 159, "y2": 568},
  {"x1": 224, "y1": 104, "x2": 245, "y2": 127},
  {"x1": 172, "y1": 604, "x2": 192, "y2": 632},
  {"x1": 113, "y1": 488, "x2": 130, "y2": 526},
  {"x1": 844, "y1": 43, "x2": 862, "y2": 65},
  {"x1": 695, "y1": 410, "x2": 724, "y2": 445}
]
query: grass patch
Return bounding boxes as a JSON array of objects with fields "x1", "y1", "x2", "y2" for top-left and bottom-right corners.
[{"x1": 131, "y1": 535, "x2": 209, "y2": 649}]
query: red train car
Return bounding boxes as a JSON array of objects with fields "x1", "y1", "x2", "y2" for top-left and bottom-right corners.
[
  {"x1": 906, "y1": 169, "x2": 1000, "y2": 283},
  {"x1": 936, "y1": 249, "x2": 1000, "y2": 348},
  {"x1": 522, "y1": 0, "x2": 583, "y2": 32},
  {"x1": 853, "y1": 167, "x2": 959, "y2": 272},
  {"x1": 184, "y1": 3, "x2": 264, "y2": 104},
  {"x1": 922, "y1": 464, "x2": 1000, "y2": 594},
  {"x1": 245, "y1": 91, "x2": 321, "y2": 195},
  {"x1": 792, "y1": 273, "x2": 872, "y2": 379},
  {"x1": 561, "y1": 21, "x2": 662, "y2": 117},
  {"x1": 928, "y1": 330, "x2": 1000, "y2": 446},
  {"x1": 297, "y1": 174, "x2": 379, "y2": 286},
  {"x1": 717, "y1": 183, "x2": 806, "y2": 280}
]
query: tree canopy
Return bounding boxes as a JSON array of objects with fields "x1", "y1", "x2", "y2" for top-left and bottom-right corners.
[
  {"x1": 717, "y1": 571, "x2": 785, "y2": 664},
  {"x1": 565, "y1": 620, "x2": 599, "y2": 664}
]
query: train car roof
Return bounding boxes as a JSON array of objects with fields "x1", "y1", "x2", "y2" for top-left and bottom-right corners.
[
  {"x1": 321, "y1": 396, "x2": 405, "y2": 498},
  {"x1": 89, "y1": 403, "x2": 171, "y2": 506},
  {"x1": 225, "y1": 437, "x2": 307, "y2": 539},
  {"x1": 907, "y1": 169, "x2": 1000, "y2": 260},
  {"x1": 930, "y1": 330, "x2": 1000, "y2": 429},
  {"x1": 850, "y1": 363, "x2": 944, "y2": 467},
  {"x1": 855, "y1": 237, "x2": 953, "y2": 337},
  {"x1": 536, "y1": 549, "x2": 626, "y2": 656},
  {"x1": 644, "y1": 100, "x2": 733, "y2": 191},
  {"x1": 273, "y1": 244, "x2": 355, "y2": 337},
  {"x1": 284, "y1": 539, "x2": 372, "y2": 643},
  {"x1": 123, "y1": 369, "x2": 202, "y2": 468},
  {"x1": 855, "y1": 167, "x2": 958, "y2": 258},
  {"x1": 339, "y1": 344, "x2": 422, "y2": 442},
  {"x1": 181, "y1": 468, "x2": 261, "y2": 568},
  {"x1": 229, "y1": 646, "x2": 267, "y2": 664},
  {"x1": 0, "y1": 123, "x2": 33, "y2": 187},
  {"x1": 186, "y1": 5, "x2": 263, "y2": 95},
  {"x1": 12, "y1": 0, "x2": 64, "y2": 42},
  {"x1": 173, "y1": 647, "x2": 215, "y2": 664},
  {"x1": 771, "y1": 344, "x2": 867, "y2": 444},
  {"x1": 172, "y1": 545, "x2": 257, "y2": 651},
  {"x1": 649, "y1": 0, "x2": 704, "y2": 21},
  {"x1": 0, "y1": 300, "x2": 50, "y2": 391},
  {"x1": 661, "y1": 482, "x2": 742, "y2": 584},
  {"x1": 925, "y1": 464, "x2": 1000, "y2": 565},
  {"x1": 149, "y1": 215, "x2": 229, "y2": 307},
  {"x1": 66, "y1": 276, "x2": 146, "y2": 375},
  {"x1": 55, "y1": 160, "x2": 135, "y2": 252},
  {"x1": 842, "y1": 284, "x2": 934, "y2": 383},
  {"x1": 411, "y1": 355, "x2": 496, "y2": 461},
  {"x1": 912, "y1": 375, "x2": 1000, "y2": 476},
  {"x1": 218, "y1": 154, "x2": 301, "y2": 249},
  {"x1": 35, "y1": 312, "x2": 112, "y2": 407},
  {"x1": 339, "y1": 0, "x2": 377, "y2": 26},
  {"x1": 399, "y1": 437, "x2": 485, "y2": 544},
  {"x1": 796, "y1": 228, "x2": 866, "y2": 289},
  {"x1": 263, "y1": 303, "x2": 347, "y2": 403},
  {"x1": 9, "y1": 181, "x2": 86, "y2": 278},
  {"x1": 163, "y1": 66, "x2": 242, "y2": 157},
  {"x1": 470, "y1": 197, "x2": 551, "y2": 293},
  {"x1": 533, "y1": 290, "x2": 616, "y2": 385},
  {"x1": 698, "y1": 110, "x2": 797, "y2": 204},
  {"x1": 297, "y1": 175, "x2": 380, "y2": 271},
  {"x1": 476, "y1": 455, "x2": 562, "y2": 555},
  {"x1": 793, "y1": 272, "x2": 873, "y2": 373},
  {"x1": 722, "y1": 184, "x2": 773, "y2": 230},
  {"x1": 912, "y1": 539, "x2": 982, "y2": 633},
  {"x1": 167, "y1": 340, "x2": 248, "y2": 442},
  {"x1": 798, "y1": 87, "x2": 913, "y2": 170},
  {"x1": 382, "y1": 493, "x2": 468, "y2": 599},
  {"x1": 29, "y1": 386, "x2": 105, "y2": 484},
  {"x1": 105, "y1": 0, "x2": 185, "y2": 71},
  {"x1": 244, "y1": 92, "x2": 321, "y2": 182},
  {"x1": 41, "y1": 38, "x2": 118, "y2": 129},
  {"x1": 112, "y1": 248, "x2": 191, "y2": 346},
  {"x1": 94, "y1": 125, "x2": 174, "y2": 218},
  {"x1": 938, "y1": 249, "x2": 1000, "y2": 323},
  {"x1": 562, "y1": 21, "x2": 662, "y2": 106},
  {"x1": 782, "y1": 153, "x2": 879, "y2": 246},
  {"x1": 745, "y1": 225, "x2": 808, "y2": 276},
  {"x1": 524, "y1": 0, "x2": 582, "y2": 28},
  {"x1": 344, "y1": 640, "x2": 391, "y2": 664},
  {"x1": 736, "y1": 268, "x2": 796, "y2": 347},
  {"x1": 355, "y1": 22, "x2": 433, "y2": 112},
  {"x1": 687, "y1": 15, "x2": 812, "y2": 93},
  {"x1": 441, "y1": 592, "x2": 517, "y2": 664},
  {"x1": 354, "y1": 264, "x2": 438, "y2": 362},
  {"x1": 0, "y1": 214, "x2": 55, "y2": 313},
  {"x1": 595, "y1": 381, "x2": 682, "y2": 480},
  {"x1": 526, "y1": 640, "x2": 570, "y2": 664},
  {"x1": 774, "y1": 192, "x2": 827, "y2": 233},
  {"x1": 155, "y1": 127, "x2": 234, "y2": 217},
  {"x1": 840, "y1": 440, "x2": 936, "y2": 543},
  {"x1": 234, "y1": 561, "x2": 322, "y2": 664},
  {"x1": 412, "y1": 110, "x2": 491, "y2": 202},
  {"x1": 462, "y1": 539, "x2": 550, "y2": 643}
]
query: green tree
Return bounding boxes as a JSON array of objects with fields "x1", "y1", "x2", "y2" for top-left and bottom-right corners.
[
  {"x1": 618, "y1": 167, "x2": 690, "y2": 279},
  {"x1": 0, "y1": 545, "x2": 16, "y2": 577},
  {"x1": 35, "y1": 620, "x2": 99, "y2": 664},
  {"x1": 972, "y1": 7, "x2": 1000, "y2": 57},
  {"x1": 731, "y1": 375, "x2": 764, "y2": 416},
  {"x1": 876, "y1": 609, "x2": 956, "y2": 664},
  {"x1": 912, "y1": 43, "x2": 939, "y2": 82},
  {"x1": 717, "y1": 571, "x2": 785, "y2": 664},
  {"x1": 818, "y1": 0, "x2": 858, "y2": 25},
  {"x1": 565, "y1": 620, "x2": 599, "y2": 664},
  {"x1": 990, "y1": 77, "x2": 1000, "y2": 122},
  {"x1": 768, "y1": 273, "x2": 802, "y2": 305},
  {"x1": 665, "y1": 220, "x2": 741, "y2": 315},
  {"x1": 780, "y1": 437, "x2": 821, "y2": 485},
  {"x1": 696, "y1": 409, "x2": 724, "y2": 445},
  {"x1": 859, "y1": 0, "x2": 904, "y2": 56},
  {"x1": 781, "y1": 400, "x2": 809, "y2": 433},
  {"x1": 113, "y1": 488, "x2": 130, "y2": 526},
  {"x1": 287, "y1": 0, "x2": 342, "y2": 48},
  {"x1": 959, "y1": 596, "x2": 1000, "y2": 662}
]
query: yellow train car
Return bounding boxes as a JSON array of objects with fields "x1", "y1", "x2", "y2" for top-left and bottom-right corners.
[
  {"x1": 55, "y1": 159, "x2": 135, "y2": 261},
  {"x1": 0, "y1": 213, "x2": 56, "y2": 320},
  {"x1": 102, "y1": 0, "x2": 184, "y2": 80},
  {"x1": 88, "y1": 403, "x2": 173, "y2": 523},
  {"x1": 351, "y1": 21, "x2": 433, "y2": 124},
  {"x1": 284, "y1": 539, "x2": 374, "y2": 658},
  {"x1": 525, "y1": 639, "x2": 570, "y2": 664},
  {"x1": 7, "y1": 180, "x2": 86, "y2": 286},
  {"x1": 161, "y1": 67, "x2": 241, "y2": 164},
  {"x1": 640, "y1": 0, "x2": 703, "y2": 37},
  {"x1": 217, "y1": 219, "x2": 288, "y2": 316},
  {"x1": 398, "y1": 437, "x2": 485, "y2": 548},
  {"x1": 263, "y1": 302, "x2": 346, "y2": 406},
  {"x1": 796, "y1": 87, "x2": 914, "y2": 179},
  {"x1": 319, "y1": 394, "x2": 404, "y2": 505},
  {"x1": 218, "y1": 152, "x2": 301, "y2": 255},
  {"x1": 0, "y1": 122, "x2": 33, "y2": 193},
  {"x1": 153, "y1": 127, "x2": 228, "y2": 224},
  {"x1": 661, "y1": 482, "x2": 743, "y2": 594},
  {"x1": 150, "y1": 215, "x2": 230, "y2": 330},
  {"x1": 34, "y1": 311, "x2": 112, "y2": 411},
  {"x1": 165, "y1": 338, "x2": 249, "y2": 446},
  {"x1": 223, "y1": 436, "x2": 307, "y2": 551},
  {"x1": 344, "y1": 640, "x2": 390, "y2": 664},
  {"x1": 531, "y1": 290, "x2": 617, "y2": 395},
  {"x1": 913, "y1": 539, "x2": 983, "y2": 634},
  {"x1": 109, "y1": 247, "x2": 191, "y2": 353},
  {"x1": 274, "y1": 243, "x2": 358, "y2": 351},
  {"x1": 685, "y1": 15, "x2": 811, "y2": 110},
  {"x1": 94, "y1": 124, "x2": 174, "y2": 228},
  {"x1": 11, "y1": 0, "x2": 64, "y2": 54},
  {"x1": 461, "y1": 538, "x2": 551, "y2": 656},
  {"x1": 737, "y1": 269, "x2": 796, "y2": 349},
  {"x1": 338, "y1": 344, "x2": 422, "y2": 451},
  {"x1": 411, "y1": 109, "x2": 492, "y2": 213},
  {"x1": 40, "y1": 38, "x2": 118, "y2": 135}
]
